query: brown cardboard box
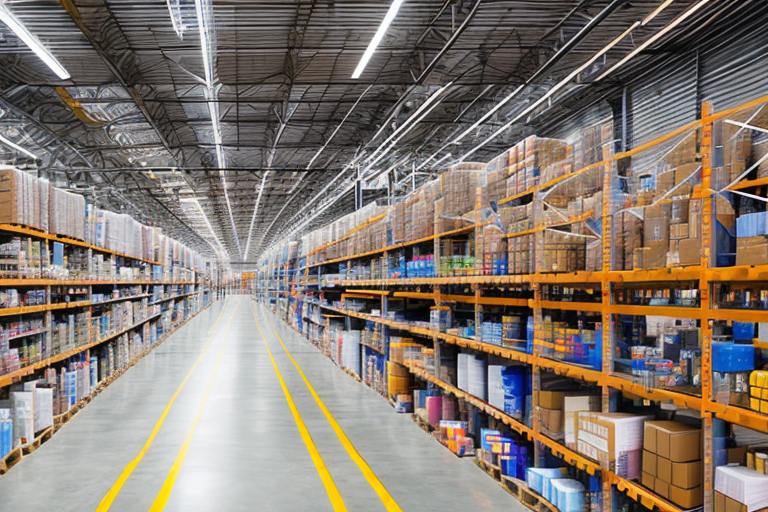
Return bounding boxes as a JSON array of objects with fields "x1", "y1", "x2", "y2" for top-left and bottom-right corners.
[
  {"x1": 633, "y1": 247, "x2": 649, "y2": 270},
  {"x1": 716, "y1": 195, "x2": 735, "y2": 233},
  {"x1": 642, "y1": 472, "x2": 655, "y2": 489},
  {"x1": 540, "y1": 407, "x2": 563, "y2": 433},
  {"x1": 645, "y1": 217, "x2": 669, "y2": 242},
  {"x1": 689, "y1": 199, "x2": 703, "y2": 238},
  {"x1": 655, "y1": 478, "x2": 670, "y2": 499},
  {"x1": 715, "y1": 491, "x2": 768, "y2": 512},
  {"x1": 657, "y1": 170, "x2": 676, "y2": 197},
  {"x1": 645, "y1": 240, "x2": 669, "y2": 269},
  {"x1": 672, "y1": 460, "x2": 702, "y2": 489},
  {"x1": 716, "y1": 490, "x2": 725, "y2": 512},
  {"x1": 671, "y1": 199, "x2": 690, "y2": 224},
  {"x1": 539, "y1": 390, "x2": 565, "y2": 409},
  {"x1": 679, "y1": 237, "x2": 701, "y2": 266},
  {"x1": 737, "y1": 236, "x2": 768, "y2": 267},
  {"x1": 645, "y1": 203, "x2": 671, "y2": 219},
  {"x1": 642, "y1": 451, "x2": 657, "y2": 476},
  {"x1": 675, "y1": 162, "x2": 701, "y2": 186},
  {"x1": 657, "y1": 456, "x2": 672, "y2": 483},
  {"x1": 670, "y1": 223, "x2": 689, "y2": 240},
  {"x1": 670, "y1": 485, "x2": 703, "y2": 509},
  {"x1": 646, "y1": 421, "x2": 701, "y2": 462},
  {"x1": 728, "y1": 446, "x2": 747, "y2": 465}
]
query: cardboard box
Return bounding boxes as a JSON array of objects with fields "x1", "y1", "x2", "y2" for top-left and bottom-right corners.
[
  {"x1": 645, "y1": 421, "x2": 701, "y2": 462},
  {"x1": 646, "y1": 217, "x2": 669, "y2": 242},
  {"x1": 643, "y1": 451, "x2": 657, "y2": 477},
  {"x1": 657, "y1": 456, "x2": 672, "y2": 483},
  {"x1": 539, "y1": 390, "x2": 565, "y2": 410},
  {"x1": 655, "y1": 477, "x2": 670, "y2": 499},
  {"x1": 715, "y1": 491, "x2": 768, "y2": 512},
  {"x1": 540, "y1": 407, "x2": 563, "y2": 433},
  {"x1": 642, "y1": 472, "x2": 655, "y2": 490},
  {"x1": 564, "y1": 395, "x2": 600, "y2": 447},
  {"x1": 678, "y1": 237, "x2": 701, "y2": 267},
  {"x1": 669, "y1": 223, "x2": 689, "y2": 240},
  {"x1": 657, "y1": 170, "x2": 676, "y2": 197},
  {"x1": 672, "y1": 460, "x2": 703, "y2": 489},
  {"x1": 645, "y1": 240, "x2": 669, "y2": 269},
  {"x1": 576, "y1": 412, "x2": 652, "y2": 479},
  {"x1": 737, "y1": 236, "x2": 768, "y2": 267},
  {"x1": 670, "y1": 484, "x2": 703, "y2": 509}
]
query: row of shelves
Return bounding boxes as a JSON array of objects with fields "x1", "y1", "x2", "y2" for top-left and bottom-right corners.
[
  {"x1": 0, "y1": 311, "x2": 163, "y2": 388},
  {"x1": 318, "y1": 304, "x2": 763, "y2": 436},
  {"x1": 0, "y1": 224, "x2": 162, "y2": 266}
]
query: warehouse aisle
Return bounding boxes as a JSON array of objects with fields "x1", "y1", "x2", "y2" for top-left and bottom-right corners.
[{"x1": 0, "y1": 297, "x2": 522, "y2": 512}]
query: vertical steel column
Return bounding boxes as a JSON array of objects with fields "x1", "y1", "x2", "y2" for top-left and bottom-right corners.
[{"x1": 700, "y1": 100, "x2": 715, "y2": 512}]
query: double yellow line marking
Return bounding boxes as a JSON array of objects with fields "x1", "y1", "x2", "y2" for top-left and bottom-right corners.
[
  {"x1": 250, "y1": 301, "x2": 404, "y2": 512},
  {"x1": 95, "y1": 301, "x2": 233, "y2": 512}
]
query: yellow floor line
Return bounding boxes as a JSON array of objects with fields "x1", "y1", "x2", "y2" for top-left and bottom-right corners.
[
  {"x1": 93, "y1": 302, "x2": 232, "y2": 512},
  {"x1": 261, "y1": 309, "x2": 405, "y2": 512},
  {"x1": 148, "y1": 302, "x2": 239, "y2": 511},
  {"x1": 249, "y1": 302, "x2": 348, "y2": 512}
]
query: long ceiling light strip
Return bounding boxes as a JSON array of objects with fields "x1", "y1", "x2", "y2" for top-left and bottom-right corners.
[
  {"x1": 351, "y1": 0, "x2": 405, "y2": 79},
  {"x1": 0, "y1": 3, "x2": 70, "y2": 80},
  {"x1": 0, "y1": 133, "x2": 37, "y2": 159},
  {"x1": 193, "y1": 0, "x2": 240, "y2": 257},
  {"x1": 243, "y1": 171, "x2": 269, "y2": 260},
  {"x1": 596, "y1": 0, "x2": 711, "y2": 81},
  {"x1": 180, "y1": 197, "x2": 228, "y2": 260},
  {"x1": 457, "y1": 21, "x2": 641, "y2": 163},
  {"x1": 642, "y1": 0, "x2": 676, "y2": 25}
]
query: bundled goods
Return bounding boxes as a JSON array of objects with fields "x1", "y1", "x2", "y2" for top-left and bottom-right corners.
[
  {"x1": 49, "y1": 185, "x2": 86, "y2": 241},
  {"x1": 0, "y1": 408, "x2": 12, "y2": 459},
  {"x1": 642, "y1": 421, "x2": 703, "y2": 508},
  {"x1": 614, "y1": 211, "x2": 643, "y2": 271},
  {"x1": 481, "y1": 322, "x2": 503, "y2": 346},
  {"x1": 438, "y1": 239, "x2": 474, "y2": 277},
  {"x1": 340, "y1": 331, "x2": 361, "y2": 376},
  {"x1": 508, "y1": 234, "x2": 534, "y2": 275},
  {"x1": 475, "y1": 225, "x2": 507, "y2": 276},
  {"x1": 573, "y1": 121, "x2": 614, "y2": 171},
  {"x1": 576, "y1": 412, "x2": 652, "y2": 479},
  {"x1": 439, "y1": 420, "x2": 474, "y2": 456},
  {"x1": 487, "y1": 365, "x2": 526, "y2": 419},
  {"x1": 0, "y1": 169, "x2": 50, "y2": 232},
  {"x1": 429, "y1": 307, "x2": 451, "y2": 333},
  {"x1": 408, "y1": 180, "x2": 438, "y2": 241},
  {"x1": 457, "y1": 352, "x2": 486, "y2": 400},
  {"x1": 440, "y1": 163, "x2": 487, "y2": 218},
  {"x1": 479, "y1": 430, "x2": 528, "y2": 479},
  {"x1": 715, "y1": 465, "x2": 768, "y2": 512},
  {"x1": 536, "y1": 229, "x2": 586, "y2": 273}
]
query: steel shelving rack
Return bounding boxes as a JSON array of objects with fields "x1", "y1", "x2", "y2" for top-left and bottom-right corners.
[{"x1": 256, "y1": 94, "x2": 768, "y2": 512}]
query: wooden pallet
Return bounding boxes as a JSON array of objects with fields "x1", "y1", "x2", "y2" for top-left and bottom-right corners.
[
  {"x1": 475, "y1": 454, "x2": 502, "y2": 480},
  {"x1": 0, "y1": 447, "x2": 22, "y2": 475}
]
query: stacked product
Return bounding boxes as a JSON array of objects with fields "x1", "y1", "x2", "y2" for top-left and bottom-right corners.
[
  {"x1": 340, "y1": 331, "x2": 361, "y2": 376},
  {"x1": 480, "y1": 429, "x2": 528, "y2": 478},
  {"x1": 641, "y1": 421, "x2": 703, "y2": 508},
  {"x1": 576, "y1": 412, "x2": 652, "y2": 479},
  {"x1": 537, "y1": 319, "x2": 602, "y2": 370},
  {"x1": 0, "y1": 169, "x2": 50, "y2": 232},
  {"x1": 440, "y1": 163, "x2": 487, "y2": 219},
  {"x1": 750, "y1": 370, "x2": 768, "y2": 413},
  {"x1": 487, "y1": 365, "x2": 526, "y2": 420},
  {"x1": 475, "y1": 224, "x2": 507, "y2": 276},
  {"x1": 438, "y1": 420, "x2": 474, "y2": 456},
  {"x1": 715, "y1": 465, "x2": 768, "y2": 512},
  {"x1": 538, "y1": 390, "x2": 600, "y2": 447},
  {"x1": 457, "y1": 352, "x2": 486, "y2": 400}
]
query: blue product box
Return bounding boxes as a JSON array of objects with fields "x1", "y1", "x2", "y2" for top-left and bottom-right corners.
[
  {"x1": 732, "y1": 322, "x2": 755, "y2": 341},
  {"x1": 712, "y1": 343, "x2": 755, "y2": 373},
  {"x1": 480, "y1": 429, "x2": 501, "y2": 452}
]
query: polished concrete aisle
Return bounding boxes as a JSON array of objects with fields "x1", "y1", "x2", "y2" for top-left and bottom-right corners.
[{"x1": 0, "y1": 296, "x2": 523, "y2": 512}]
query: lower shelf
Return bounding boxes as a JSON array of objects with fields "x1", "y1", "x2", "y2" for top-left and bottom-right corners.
[{"x1": 0, "y1": 303, "x2": 210, "y2": 476}]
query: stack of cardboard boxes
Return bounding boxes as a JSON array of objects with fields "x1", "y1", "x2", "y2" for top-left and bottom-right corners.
[
  {"x1": 537, "y1": 390, "x2": 600, "y2": 448},
  {"x1": 749, "y1": 370, "x2": 768, "y2": 413},
  {"x1": 715, "y1": 465, "x2": 768, "y2": 512},
  {"x1": 641, "y1": 421, "x2": 703, "y2": 509},
  {"x1": 736, "y1": 211, "x2": 768, "y2": 266},
  {"x1": 537, "y1": 229, "x2": 586, "y2": 273}
]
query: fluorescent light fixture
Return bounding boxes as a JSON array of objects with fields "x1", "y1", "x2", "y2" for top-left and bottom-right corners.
[
  {"x1": 243, "y1": 171, "x2": 269, "y2": 260},
  {"x1": 351, "y1": 0, "x2": 404, "y2": 79},
  {"x1": 180, "y1": 197, "x2": 228, "y2": 259},
  {"x1": 596, "y1": 0, "x2": 711, "y2": 81},
  {"x1": 0, "y1": 133, "x2": 37, "y2": 159},
  {"x1": 0, "y1": 3, "x2": 70, "y2": 79},
  {"x1": 642, "y1": 0, "x2": 675, "y2": 25}
]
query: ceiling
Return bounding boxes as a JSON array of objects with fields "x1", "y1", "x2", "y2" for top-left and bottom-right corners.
[{"x1": 0, "y1": 0, "x2": 756, "y2": 266}]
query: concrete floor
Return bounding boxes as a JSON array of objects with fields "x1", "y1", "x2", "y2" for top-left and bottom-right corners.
[{"x1": 0, "y1": 296, "x2": 524, "y2": 512}]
